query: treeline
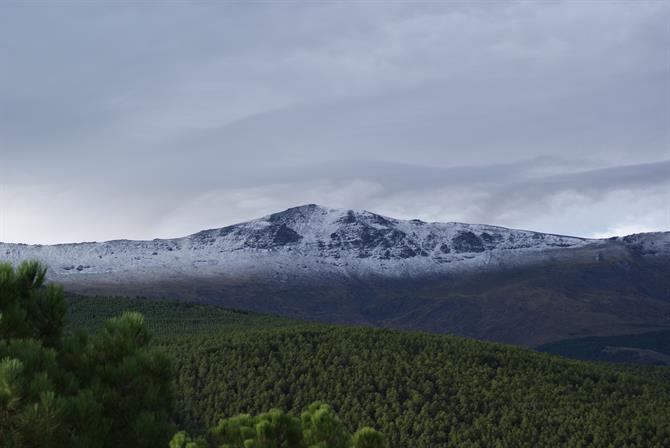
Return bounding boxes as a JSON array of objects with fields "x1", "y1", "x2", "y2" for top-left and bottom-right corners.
[{"x1": 68, "y1": 296, "x2": 670, "y2": 447}]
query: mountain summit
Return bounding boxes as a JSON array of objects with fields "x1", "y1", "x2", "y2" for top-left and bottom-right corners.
[{"x1": 192, "y1": 203, "x2": 595, "y2": 262}]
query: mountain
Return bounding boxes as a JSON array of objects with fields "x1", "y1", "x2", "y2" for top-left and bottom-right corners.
[
  {"x1": 3, "y1": 204, "x2": 670, "y2": 346},
  {"x1": 0, "y1": 203, "x2": 610, "y2": 279}
]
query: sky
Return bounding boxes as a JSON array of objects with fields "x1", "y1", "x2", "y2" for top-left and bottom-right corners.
[{"x1": 0, "y1": 1, "x2": 668, "y2": 244}]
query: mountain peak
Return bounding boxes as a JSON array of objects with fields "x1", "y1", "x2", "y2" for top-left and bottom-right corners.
[
  {"x1": 266, "y1": 204, "x2": 395, "y2": 225},
  {"x1": 207, "y1": 204, "x2": 597, "y2": 263},
  {"x1": 267, "y1": 203, "x2": 328, "y2": 219}
]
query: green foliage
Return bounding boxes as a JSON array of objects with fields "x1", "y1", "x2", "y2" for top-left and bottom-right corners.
[
  {"x1": 301, "y1": 402, "x2": 351, "y2": 448},
  {"x1": 351, "y1": 427, "x2": 386, "y2": 448},
  {"x1": 69, "y1": 296, "x2": 670, "y2": 447},
  {"x1": 0, "y1": 262, "x2": 175, "y2": 447},
  {"x1": 0, "y1": 261, "x2": 65, "y2": 347},
  {"x1": 187, "y1": 403, "x2": 385, "y2": 448},
  {"x1": 211, "y1": 409, "x2": 303, "y2": 448},
  {"x1": 169, "y1": 431, "x2": 207, "y2": 448}
]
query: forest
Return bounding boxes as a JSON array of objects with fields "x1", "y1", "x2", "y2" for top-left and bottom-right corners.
[
  {"x1": 67, "y1": 296, "x2": 670, "y2": 447},
  {"x1": 3, "y1": 262, "x2": 670, "y2": 447}
]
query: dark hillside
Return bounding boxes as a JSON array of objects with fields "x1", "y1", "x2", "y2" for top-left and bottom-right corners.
[{"x1": 538, "y1": 330, "x2": 670, "y2": 365}]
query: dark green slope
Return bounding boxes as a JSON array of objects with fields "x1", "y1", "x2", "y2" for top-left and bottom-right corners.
[
  {"x1": 538, "y1": 330, "x2": 670, "y2": 365},
  {"x1": 67, "y1": 296, "x2": 670, "y2": 448},
  {"x1": 66, "y1": 295, "x2": 299, "y2": 336}
]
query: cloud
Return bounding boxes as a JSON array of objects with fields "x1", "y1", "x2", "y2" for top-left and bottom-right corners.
[
  {"x1": 156, "y1": 159, "x2": 670, "y2": 241},
  {"x1": 2, "y1": 159, "x2": 666, "y2": 244},
  {"x1": 0, "y1": 2, "x2": 668, "y2": 243}
]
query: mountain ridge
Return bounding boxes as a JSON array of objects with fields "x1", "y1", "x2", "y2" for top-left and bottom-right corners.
[
  {"x1": 5, "y1": 203, "x2": 665, "y2": 250},
  {"x1": 5, "y1": 203, "x2": 661, "y2": 281}
]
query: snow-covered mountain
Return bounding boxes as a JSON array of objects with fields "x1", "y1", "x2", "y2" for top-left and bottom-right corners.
[
  {"x1": 3, "y1": 204, "x2": 670, "y2": 347},
  {"x1": 0, "y1": 203, "x2": 639, "y2": 281}
]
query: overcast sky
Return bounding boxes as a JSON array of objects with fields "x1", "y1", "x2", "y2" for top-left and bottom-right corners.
[{"x1": 1, "y1": 1, "x2": 668, "y2": 244}]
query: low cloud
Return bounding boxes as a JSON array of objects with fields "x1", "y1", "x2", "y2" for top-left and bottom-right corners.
[{"x1": 2, "y1": 159, "x2": 666, "y2": 244}]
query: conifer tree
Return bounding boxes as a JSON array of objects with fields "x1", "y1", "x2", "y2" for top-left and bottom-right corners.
[
  {"x1": 197, "y1": 403, "x2": 387, "y2": 448},
  {"x1": 0, "y1": 261, "x2": 175, "y2": 447},
  {"x1": 352, "y1": 427, "x2": 387, "y2": 448}
]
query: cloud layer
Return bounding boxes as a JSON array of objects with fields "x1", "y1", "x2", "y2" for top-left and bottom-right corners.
[{"x1": 0, "y1": 2, "x2": 668, "y2": 243}]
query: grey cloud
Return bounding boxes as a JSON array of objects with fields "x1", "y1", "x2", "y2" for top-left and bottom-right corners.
[
  {"x1": 0, "y1": 1, "x2": 668, "y2": 243},
  {"x1": 2, "y1": 158, "x2": 665, "y2": 244},
  {"x1": 463, "y1": 160, "x2": 670, "y2": 228},
  {"x1": 170, "y1": 69, "x2": 668, "y2": 171},
  {"x1": 145, "y1": 159, "x2": 669, "y2": 242}
]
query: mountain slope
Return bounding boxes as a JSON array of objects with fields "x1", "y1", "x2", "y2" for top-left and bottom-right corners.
[{"x1": 3, "y1": 204, "x2": 670, "y2": 346}]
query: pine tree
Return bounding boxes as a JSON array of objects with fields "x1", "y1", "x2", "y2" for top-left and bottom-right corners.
[
  {"x1": 191, "y1": 403, "x2": 388, "y2": 448},
  {"x1": 352, "y1": 427, "x2": 386, "y2": 448},
  {"x1": 0, "y1": 261, "x2": 175, "y2": 447}
]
